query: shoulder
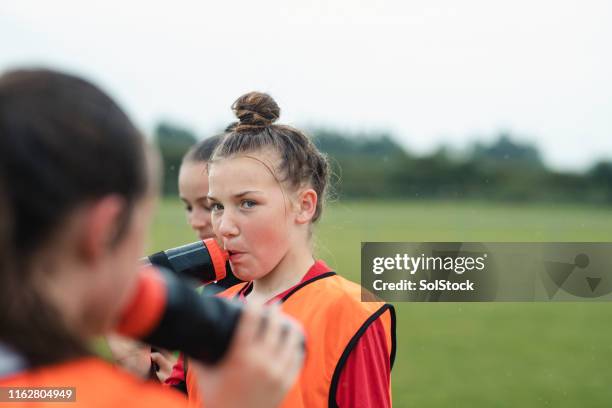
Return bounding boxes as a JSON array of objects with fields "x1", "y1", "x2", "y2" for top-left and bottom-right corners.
[
  {"x1": 217, "y1": 281, "x2": 249, "y2": 299},
  {"x1": 315, "y1": 276, "x2": 397, "y2": 369},
  {"x1": 286, "y1": 273, "x2": 387, "y2": 318}
]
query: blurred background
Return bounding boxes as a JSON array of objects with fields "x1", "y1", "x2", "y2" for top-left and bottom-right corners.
[{"x1": 2, "y1": 1, "x2": 611, "y2": 406}]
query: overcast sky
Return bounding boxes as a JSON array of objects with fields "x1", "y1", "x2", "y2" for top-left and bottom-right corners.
[{"x1": 1, "y1": 0, "x2": 610, "y2": 171}]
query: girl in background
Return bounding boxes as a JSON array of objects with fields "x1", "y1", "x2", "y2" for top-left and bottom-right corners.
[
  {"x1": 0, "y1": 69, "x2": 304, "y2": 408},
  {"x1": 178, "y1": 134, "x2": 242, "y2": 291},
  {"x1": 186, "y1": 92, "x2": 396, "y2": 407},
  {"x1": 179, "y1": 135, "x2": 223, "y2": 241}
]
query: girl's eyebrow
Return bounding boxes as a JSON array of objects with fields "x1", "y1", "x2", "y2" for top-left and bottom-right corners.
[
  {"x1": 208, "y1": 190, "x2": 264, "y2": 201},
  {"x1": 234, "y1": 190, "x2": 264, "y2": 198}
]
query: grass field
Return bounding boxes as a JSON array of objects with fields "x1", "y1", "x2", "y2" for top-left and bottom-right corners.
[{"x1": 150, "y1": 199, "x2": 612, "y2": 407}]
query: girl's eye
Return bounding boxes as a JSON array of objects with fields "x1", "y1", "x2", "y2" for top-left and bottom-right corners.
[
  {"x1": 210, "y1": 202, "x2": 223, "y2": 212},
  {"x1": 241, "y1": 200, "x2": 256, "y2": 209},
  {"x1": 199, "y1": 202, "x2": 212, "y2": 212},
  {"x1": 184, "y1": 205, "x2": 193, "y2": 213}
]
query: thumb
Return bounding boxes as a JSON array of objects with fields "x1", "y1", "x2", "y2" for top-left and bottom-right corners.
[{"x1": 151, "y1": 352, "x2": 173, "y2": 371}]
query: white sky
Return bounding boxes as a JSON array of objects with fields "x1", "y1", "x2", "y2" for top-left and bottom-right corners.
[{"x1": 1, "y1": 0, "x2": 611, "y2": 171}]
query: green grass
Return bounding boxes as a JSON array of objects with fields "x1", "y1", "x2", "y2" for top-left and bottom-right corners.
[{"x1": 150, "y1": 199, "x2": 612, "y2": 407}]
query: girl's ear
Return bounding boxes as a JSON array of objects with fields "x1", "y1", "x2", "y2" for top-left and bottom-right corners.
[
  {"x1": 294, "y1": 188, "x2": 317, "y2": 225},
  {"x1": 79, "y1": 195, "x2": 126, "y2": 262}
]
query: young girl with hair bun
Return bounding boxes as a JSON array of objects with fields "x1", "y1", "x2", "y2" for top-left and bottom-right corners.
[{"x1": 186, "y1": 91, "x2": 396, "y2": 407}]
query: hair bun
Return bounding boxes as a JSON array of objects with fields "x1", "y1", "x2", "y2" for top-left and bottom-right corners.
[{"x1": 231, "y1": 92, "x2": 280, "y2": 131}]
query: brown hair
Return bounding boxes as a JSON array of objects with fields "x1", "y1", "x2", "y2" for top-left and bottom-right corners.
[
  {"x1": 213, "y1": 92, "x2": 329, "y2": 222},
  {"x1": 0, "y1": 69, "x2": 149, "y2": 367},
  {"x1": 182, "y1": 133, "x2": 224, "y2": 164}
]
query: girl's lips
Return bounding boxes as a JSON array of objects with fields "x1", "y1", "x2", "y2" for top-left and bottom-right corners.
[{"x1": 229, "y1": 252, "x2": 246, "y2": 263}]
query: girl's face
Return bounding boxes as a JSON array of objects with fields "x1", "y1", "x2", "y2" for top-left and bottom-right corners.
[
  {"x1": 80, "y1": 193, "x2": 157, "y2": 335},
  {"x1": 107, "y1": 196, "x2": 156, "y2": 329},
  {"x1": 178, "y1": 161, "x2": 215, "y2": 240},
  {"x1": 208, "y1": 152, "x2": 294, "y2": 281}
]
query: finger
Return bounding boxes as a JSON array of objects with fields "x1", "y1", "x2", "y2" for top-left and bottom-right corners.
[
  {"x1": 277, "y1": 322, "x2": 306, "y2": 383},
  {"x1": 260, "y1": 305, "x2": 285, "y2": 347},
  {"x1": 279, "y1": 322, "x2": 290, "y2": 345},
  {"x1": 276, "y1": 318, "x2": 305, "y2": 361},
  {"x1": 255, "y1": 308, "x2": 270, "y2": 341},
  {"x1": 227, "y1": 302, "x2": 264, "y2": 357},
  {"x1": 151, "y1": 352, "x2": 169, "y2": 367}
]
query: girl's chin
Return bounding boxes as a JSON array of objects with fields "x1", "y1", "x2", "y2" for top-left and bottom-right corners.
[
  {"x1": 234, "y1": 270, "x2": 255, "y2": 282},
  {"x1": 231, "y1": 265, "x2": 263, "y2": 282}
]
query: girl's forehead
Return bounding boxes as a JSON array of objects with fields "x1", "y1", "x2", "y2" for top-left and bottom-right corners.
[
  {"x1": 180, "y1": 161, "x2": 208, "y2": 177},
  {"x1": 211, "y1": 151, "x2": 280, "y2": 177},
  {"x1": 209, "y1": 153, "x2": 283, "y2": 193}
]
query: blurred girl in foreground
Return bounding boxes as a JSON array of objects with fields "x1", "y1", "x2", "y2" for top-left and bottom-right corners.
[
  {"x1": 186, "y1": 92, "x2": 397, "y2": 407},
  {"x1": 0, "y1": 69, "x2": 303, "y2": 407}
]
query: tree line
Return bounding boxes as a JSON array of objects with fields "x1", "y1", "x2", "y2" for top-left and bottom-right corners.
[{"x1": 154, "y1": 122, "x2": 612, "y2": 204}]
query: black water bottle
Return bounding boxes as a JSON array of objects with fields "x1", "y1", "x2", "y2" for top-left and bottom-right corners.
[
  {"x1": 117, "y1": 266, "x2": 242, "y2": 364},
  {"x1": 144, "y1": 238, "x2": 229, "y2": 284}
]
